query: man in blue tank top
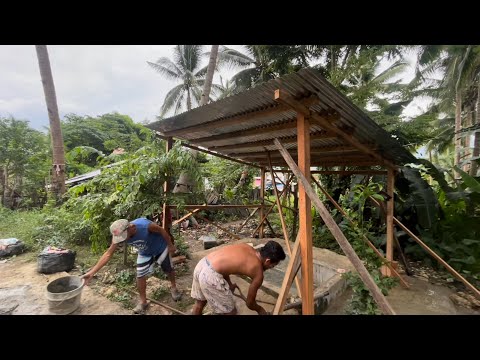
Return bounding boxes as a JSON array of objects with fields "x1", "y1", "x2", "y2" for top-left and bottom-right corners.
[{"x1": 82, "y1": 217, "x2": 182, "y2": 314}]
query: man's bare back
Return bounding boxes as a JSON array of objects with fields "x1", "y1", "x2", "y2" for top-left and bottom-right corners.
[{"x1": 206, "y1": 243, "x2": 262, "y2": 279}]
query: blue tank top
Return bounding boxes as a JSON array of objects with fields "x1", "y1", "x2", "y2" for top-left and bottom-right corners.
[{"x1": 126, "y1": 218, "x2": 167, "y2": 256}]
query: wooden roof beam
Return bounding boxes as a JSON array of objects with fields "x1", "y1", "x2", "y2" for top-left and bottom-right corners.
[
  {"x1": 192, "y1": 119, "x2": 298, "y2": 145},
  {"x1": 210, "y1": 131, "x2": 338, "y2": 152},
  {"x1": 274, "y1": 89, "x2": 397, "y2": 169},
  {"x1": 180, "y1": 142, "x2": 262, "y2": 169},
  {"x1": 227, "y1": 145, "x2": 358, "y2": 158}
]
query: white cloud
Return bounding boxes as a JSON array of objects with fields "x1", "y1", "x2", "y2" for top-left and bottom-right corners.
[{"x1": 0, "y1": 45, "x2": 429, "y2": 131}]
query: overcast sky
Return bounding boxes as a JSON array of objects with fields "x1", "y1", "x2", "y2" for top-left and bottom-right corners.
[{"x1": 0, "y1": 45, "x2": 428, "y2": 132}]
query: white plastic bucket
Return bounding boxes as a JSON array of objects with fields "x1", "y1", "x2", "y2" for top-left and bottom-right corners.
[{"x1": 46, "y1": 275, "x2": 84, "y2": 315}]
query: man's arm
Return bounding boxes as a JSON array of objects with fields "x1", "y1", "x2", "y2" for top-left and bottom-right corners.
[
  {"x1": 82, "y1": 242, "x2": 118, "y2": 285},
  {"x1": 245, "y1": 272, "x2": 267, "y2": 315},
  {"x1": 148, "y1": 222, "x2": 176, "y2": 254},
  {"x1": 223, "y1": 274, "x2": 238, "y2": 292}
]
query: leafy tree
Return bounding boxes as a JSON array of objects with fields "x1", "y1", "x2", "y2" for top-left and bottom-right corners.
[
  {"x1": 148, "y1": 45, "x2": 211, "y2": 117},
  {"x1": 0, "y1": 116, "x2": 50, "y2": 208}
]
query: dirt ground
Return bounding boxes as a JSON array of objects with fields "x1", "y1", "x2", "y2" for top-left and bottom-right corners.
[
  {"x1": 2, "y1": 216, "x2": 479, "y2": 316},
  {"x1": 0, "y1": 256, "x2": 130, "y2": 315}
]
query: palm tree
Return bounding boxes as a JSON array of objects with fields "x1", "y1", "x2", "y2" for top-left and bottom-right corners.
[
  {"x1": 216, "y1": 45, "x2": 276, "y2": 91},
  {"x1": 214, "y1": 76, "x2": 239, "y2": 100},
  {"x1": 35, "y1": 45, "x2": 66, "y2": 200},
  {"x1": 200, "y1": 45, "x2": 219, "y2": 106},
  {"x1": 413, "y1": 46, "x2": 480, "y2": 172},
  {"x1": 148, "y1": 45, "x2": 209, "y2": 117}
]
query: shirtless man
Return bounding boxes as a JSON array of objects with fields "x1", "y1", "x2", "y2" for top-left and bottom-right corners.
[{"x1": 190, "y1": 241, "x2": 286, "y2": 315}]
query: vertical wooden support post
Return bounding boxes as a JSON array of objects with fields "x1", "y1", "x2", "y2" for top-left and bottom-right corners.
[
  {"x1": 259, "y1": 167, "x2": 266, "y2": 239},
  {"x1": 385, "y1": 167, "x2": 395, "y2": 277},
  {"x1": 297, "y1": 113, "x2": 314, "y2": 315},
  {"x1": 163, "y1": 137, "x2": 173, "y2": 240}
]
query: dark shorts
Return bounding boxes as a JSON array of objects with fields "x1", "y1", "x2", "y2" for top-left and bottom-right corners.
[{"x1": 136, "y1": 248, "x2": 172, "y2": 278}]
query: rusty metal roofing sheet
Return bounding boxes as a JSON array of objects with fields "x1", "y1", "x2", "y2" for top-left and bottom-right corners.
[{"x1": 147, "y1": 68, "x2": 417, "y2": 167}]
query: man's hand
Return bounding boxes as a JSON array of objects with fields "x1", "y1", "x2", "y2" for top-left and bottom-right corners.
[
  {"x1": 257, "y1": 307, "x2": 269, "y2": 315},
  {"x1": 168, "y1": 243, "x2": 176, "y2": 255},
  {"x1": 81, "y1": 272, "x2": 94, "y2": 286},
  {"x1": 229, "y1": 282, "x2": 239, "y2": 293}
]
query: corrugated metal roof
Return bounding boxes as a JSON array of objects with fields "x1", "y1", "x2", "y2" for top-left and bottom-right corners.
[{"x1": 147, "y1": 68, "x2": 417, "y2": 168}]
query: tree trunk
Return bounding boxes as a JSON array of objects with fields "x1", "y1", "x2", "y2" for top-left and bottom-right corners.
[
  {"x1": 35, "y1": 45, "x2": 66, "y2": 201},
  {"x1": 187, "y1": 89, "x2": 192, "y2": 111},
  {"x1": 1, "y1": 166, "x2": 7, "y2": 207},
  {"x1": 454, "y1": 90, "x2": 462, "y2": 176},
  {"x1": 471, "y1": 84, "x2": 480, "y2": 176},
  {"x1": 201, "y1": 45, "x2": 219, "y2": 106},
  {"x1": 464, "y1": 105, "x2": 472, "y2": 172}
]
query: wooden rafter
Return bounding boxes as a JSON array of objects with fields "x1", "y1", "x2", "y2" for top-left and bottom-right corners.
[
  {"x1": 193, "y1": 119, "x2": 298, "y2": 145},
  {"x1": 274, "y1": 89, "x2": 397, "y2": 169},
  {"x1": 210, "y1": 131, "x2": 337, "y2": 152},
  {"x1": 227, "y1": 146, "x2": 359, "y2": 158}
]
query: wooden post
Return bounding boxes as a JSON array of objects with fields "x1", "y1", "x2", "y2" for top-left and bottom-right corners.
[
  {"x1": 259, "y1": 167, "x2": 266, "y2": 239},
  {"x1": 163, "y1": 137, "x2": 173, "y2": 240},
  {"x1": 297, "y1": 113, "x2": 314, "y2": 315},
  {"x1": 274, "y1": 138, "x2": 396, "y2": 315},
  {"x1": 273, "y1": 233, "x2": 302, "y2": 315},
  {"x1": 267, "y1": 151, "x2": 303, "y2": 299},
  {"x1": 384, "y1": 167, "x2": 395, "y2": 277}
]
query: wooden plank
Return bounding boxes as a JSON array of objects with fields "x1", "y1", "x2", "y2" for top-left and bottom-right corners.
[
  {"x1": 273, "y1": 233, "x2": 302, "y2": 315},
  {"x1": 162, "y1": 137, "x2": 173, "y2": 237},
  {"x1": 310, "y1": 170, "x2": 387, "y2": 175},
  {"x1": 385, "y1": 167, "x2": 395, "y2": 276},
  {"x1": 280, "y1": 170, "x2": 388, "y2": 175},
  {"x1": 168, "y1": 205, "x2": 268, "y2": 209},
  {"x1": 211, "y1": 131, "x2": 337, "y2": 152},
  {"x1": 311, "y1": 176, "x2": 410, "y2": 288},
  {"x1": 195, "y1": 215, "x2": 241, "y2": 240},
  {"x1": 263, "y1": 198, "x2": 298, "y2": 213},
  {"x1": 227, "y1": 146, "x2": 358, "y2": 158},
  {"x1": 163, "y1": 96, "x2": 319, "y2": 137},
  {"x1": 297, "y1": 113, "x2": 314, "y2": 315},
  {"x1": 127, "y1": 289, "x2": 186, "y2": 315},
  {"x1": 172, "y1": 255, "x2": 187, "y2": 265},
  {"x1": 264, "y1": 218, "x2": 277, "y2": 237},
  {"x1": 267, "y1": 151, "x2": 303, "y2": 299},
  {"x1": 180, "y1": 142, "x2": 262, "y2": 169},
  {"x1": 274, "y1": 137, "x2": 396, "y2": 315},
  {"x1": 260, "y1": 167, "x2": 266, "y2": 239},
  {"x1": 274, "y1": 89, "x2": 397, "y2": 169},
  {"x1": 255, "y1": 158, "x2": 382, "y2": 167},
  {"x1": 237, "y1": 207, "x2": 259, "y2": 232},
  {"x1": 172, "y1": 208, "x2": 202, "y2": 226},
  {"x1": 193, "y1": 119, "x2": 298, "y2": 145}
]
